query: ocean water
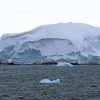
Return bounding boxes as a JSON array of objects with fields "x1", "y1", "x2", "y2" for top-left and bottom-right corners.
[{"x1": 0, "y1": 65, "x2": 100, "y2": 100}]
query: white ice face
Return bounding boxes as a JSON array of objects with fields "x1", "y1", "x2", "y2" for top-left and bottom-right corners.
[{"x1": 0, "y1": 23, "x2": 100, "y2": 64}]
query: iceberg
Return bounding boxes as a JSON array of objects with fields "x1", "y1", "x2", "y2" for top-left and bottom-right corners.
[
  {"x1": 57, "y1": 62, "x2": 73, "y2": 67},
  {"x1": 39, "y1": 79, "x2": 60, "y2": 84},
  {"x1": 0, "y1": 22, "x2": 100, "y2": 64}
]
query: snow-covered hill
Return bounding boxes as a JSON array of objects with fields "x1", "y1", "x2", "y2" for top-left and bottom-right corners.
[{"x1": 1, "y1": 22, "x2": 100, "y2": 64}]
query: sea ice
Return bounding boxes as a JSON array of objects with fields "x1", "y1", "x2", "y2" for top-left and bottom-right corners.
[
  {"x1": 39, "y1": 79, "x2": 60, "y2": 84},
  {"x1": 57, "y1": 62, "x2": 73, "y2": 67}
]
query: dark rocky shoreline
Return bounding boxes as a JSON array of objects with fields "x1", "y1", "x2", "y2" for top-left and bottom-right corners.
[{"x1": 0, "y1": 65, "x2": 100, "y2": 100}]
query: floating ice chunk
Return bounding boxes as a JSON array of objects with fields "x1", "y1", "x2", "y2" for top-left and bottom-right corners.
[
  {"x1": 39, "y1": 79, "x2": 60, "y2": 84},
  {"x1": 57, "y1": 62, "x2": 73, "y2": 67},
  {"x1": 7, "y1": 59, "x2": 13, "y2": 63}
]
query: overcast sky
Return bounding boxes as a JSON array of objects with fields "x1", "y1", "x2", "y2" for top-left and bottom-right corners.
[{"x1": 0, "y1": 0, "x2": 100, "y2": 36}]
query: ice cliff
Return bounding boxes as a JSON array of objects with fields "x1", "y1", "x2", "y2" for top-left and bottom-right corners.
[{"x1": 0, "y1": 22, "x2": 100, "y2": 64}]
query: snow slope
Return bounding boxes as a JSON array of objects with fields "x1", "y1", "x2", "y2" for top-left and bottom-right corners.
[{"x1": 0, "y1": 22, "x2": 100, "y2": 64}]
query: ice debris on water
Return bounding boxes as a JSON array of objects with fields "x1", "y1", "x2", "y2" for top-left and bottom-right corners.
[
  {"x1": 39, "y1": 79, "x2": 60, "y2": 84},
  {"x1": 57, "y1": 62, "x2": 73, "y2": 67}
]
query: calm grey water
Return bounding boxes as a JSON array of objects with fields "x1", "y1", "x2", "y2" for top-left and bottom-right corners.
[{"x1": 0, "y1": 65, "x2": 100, "y2": 100}]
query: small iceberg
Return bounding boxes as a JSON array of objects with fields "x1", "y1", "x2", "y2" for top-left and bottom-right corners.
[
  {"x1": 57, "y1": 62, "x2": 73, "y2": 67},
  {"x1": 39, "y1": 79, "x2": 60, "y2": 84}
]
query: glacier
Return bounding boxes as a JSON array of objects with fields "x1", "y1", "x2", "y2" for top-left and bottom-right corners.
[{"x1": 0, "y1": 22, "x2": 100, "y2": 64}]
